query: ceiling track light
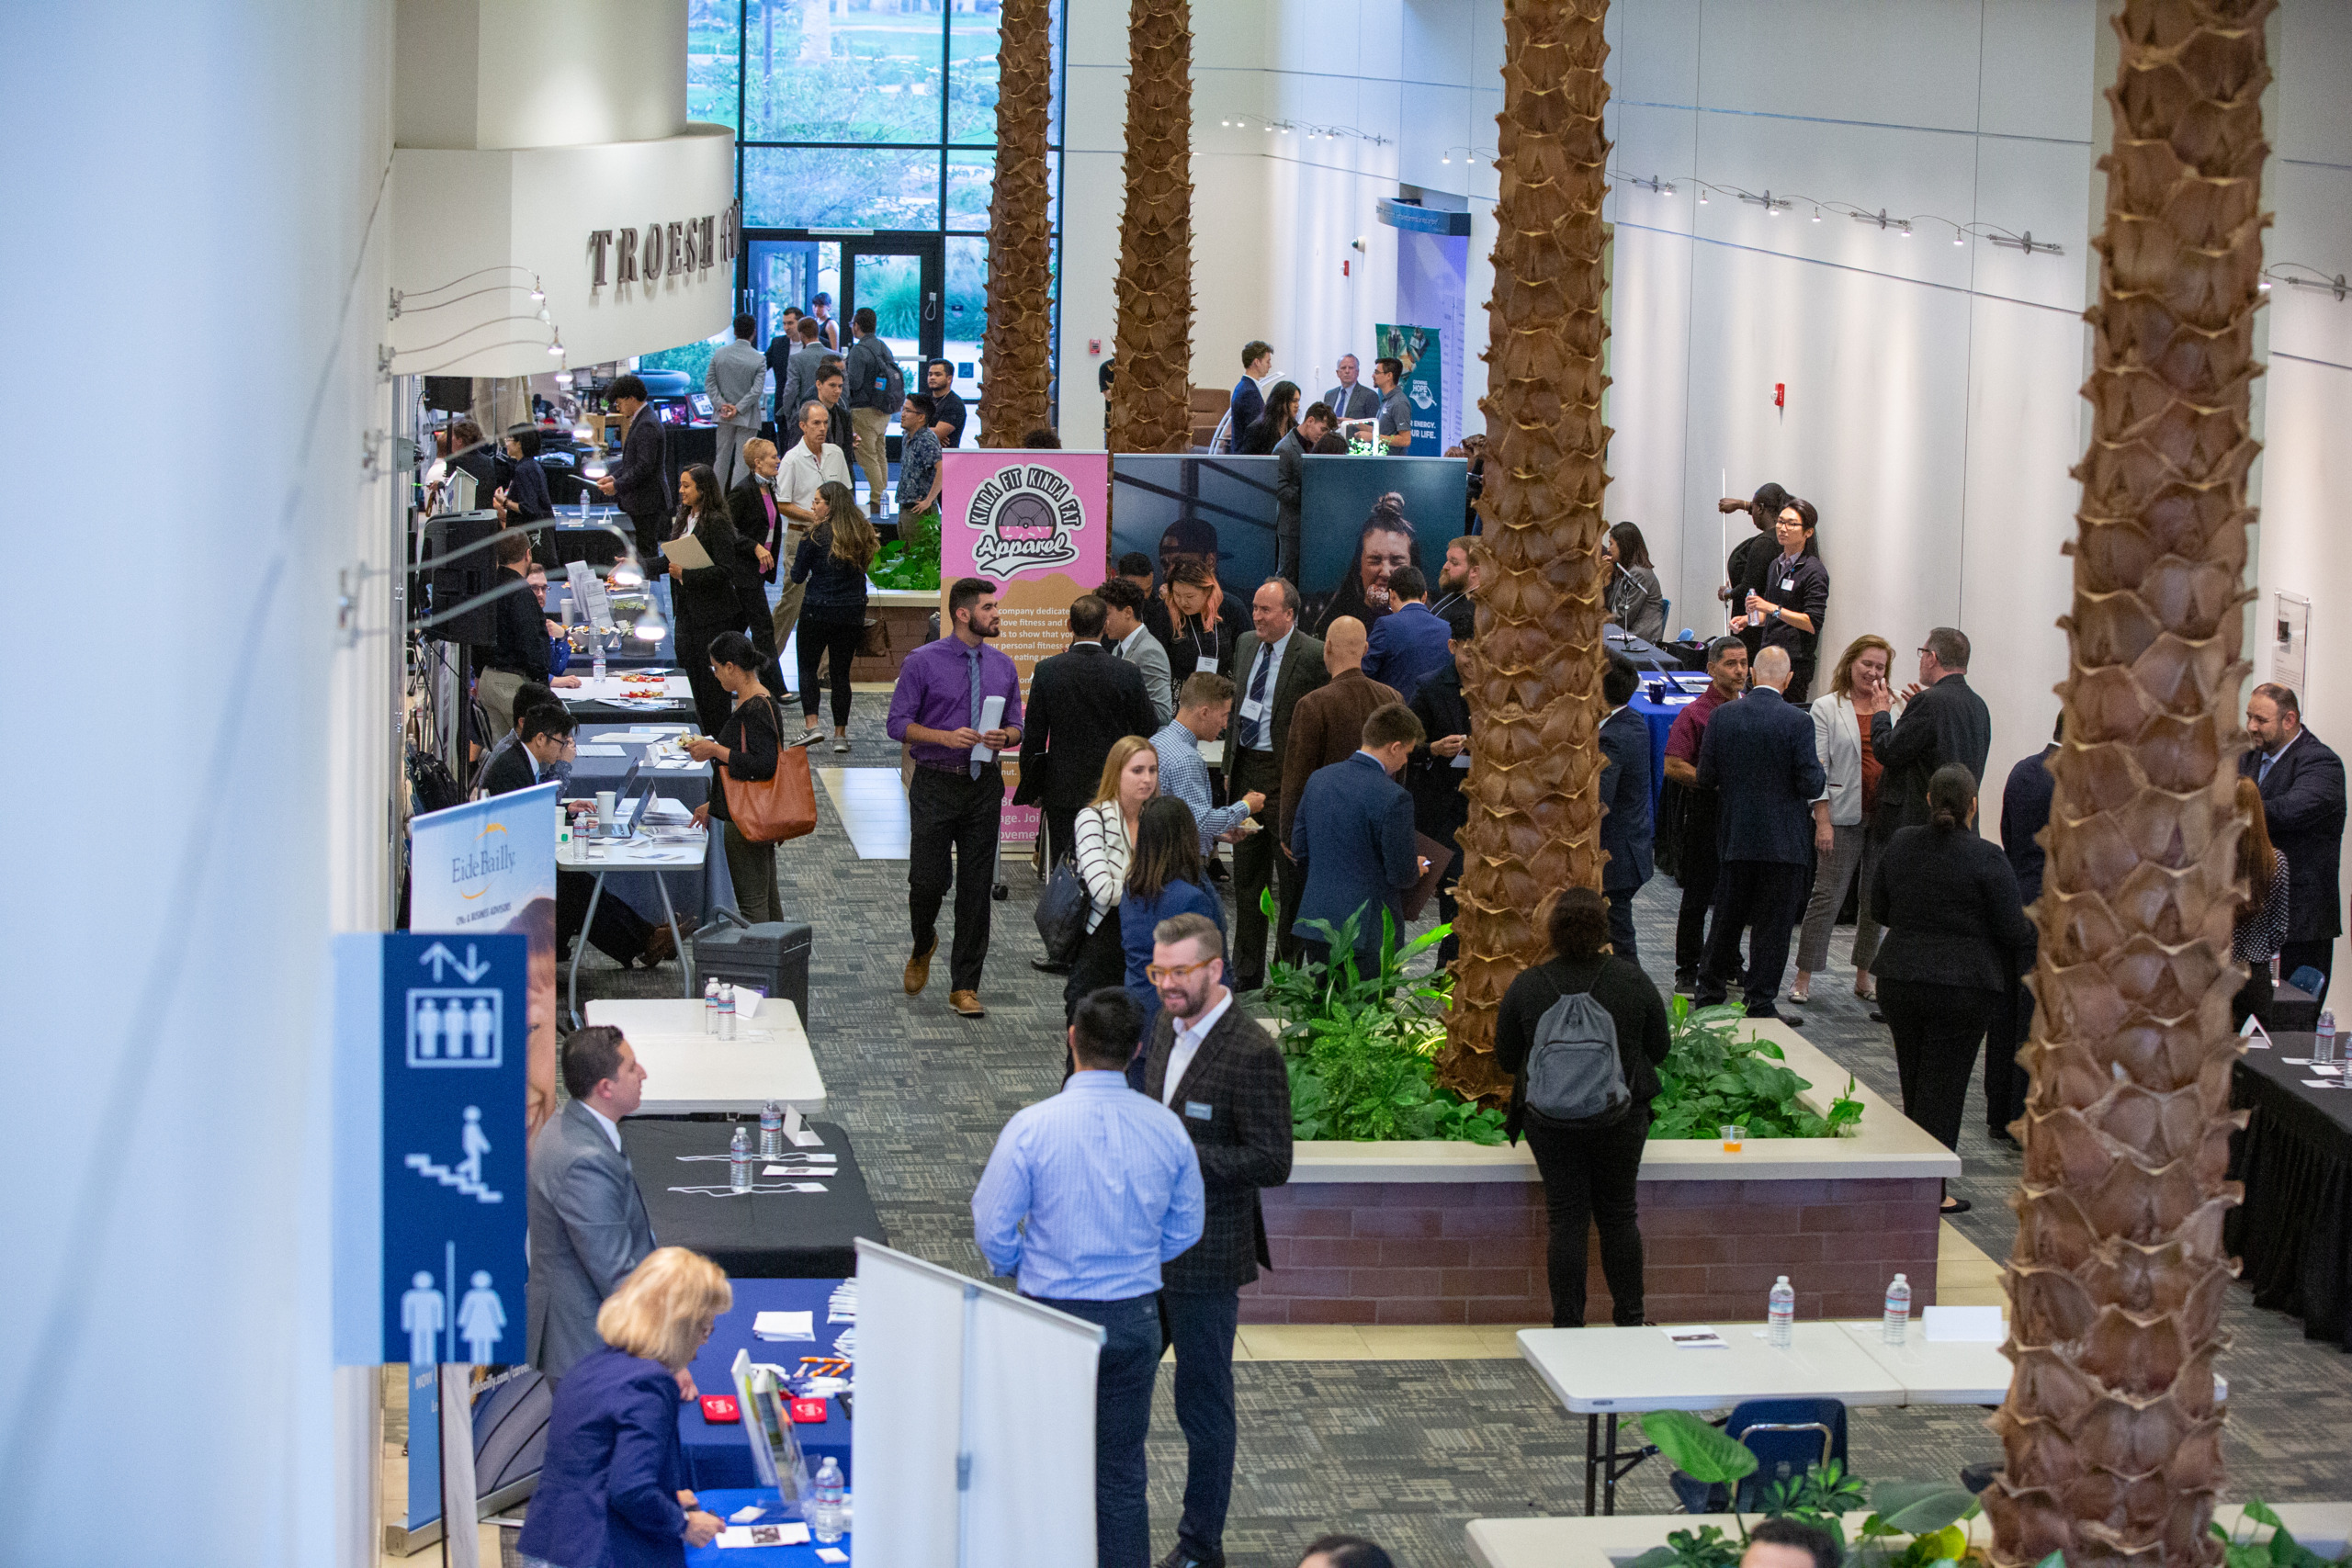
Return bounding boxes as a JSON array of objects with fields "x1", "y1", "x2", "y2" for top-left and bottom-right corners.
[
  {"x1": 1739, "y1": 190, "x2": 1791, "y2": 216},
  {"x1": 1988, "y1": 230, "x2": 2064, "y2": 256}
]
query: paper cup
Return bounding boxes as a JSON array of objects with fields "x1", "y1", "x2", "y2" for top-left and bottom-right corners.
[{"x1": 596, "y1": 790, "x2": 617, "y2": 827}]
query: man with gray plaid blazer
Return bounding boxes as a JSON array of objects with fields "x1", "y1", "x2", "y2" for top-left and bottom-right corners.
[{"x1": 1136, "y1": 911, "x2": 1293, "y2": 1568}]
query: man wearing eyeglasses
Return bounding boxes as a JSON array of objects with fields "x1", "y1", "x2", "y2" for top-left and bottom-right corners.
[{"x1": 1135, "y1": 911, "x2": 1292, "y2": 1568}]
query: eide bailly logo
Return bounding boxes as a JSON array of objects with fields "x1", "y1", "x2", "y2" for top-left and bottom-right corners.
[
  {"x1": 965, "y1": 464, "x2": 1084, "y2": 575},
  {"x1": 452, "y1": 822, "x2": 515, "y2": 901}
]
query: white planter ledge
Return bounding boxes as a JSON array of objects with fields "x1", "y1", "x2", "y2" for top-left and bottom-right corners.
[
  {"x1": 1291, "y1": 1020, "x2": 1959, "y2": 1184},
  {"x1": 1466, "y1": 1504, "x2": 2352, "y2": 1568}
]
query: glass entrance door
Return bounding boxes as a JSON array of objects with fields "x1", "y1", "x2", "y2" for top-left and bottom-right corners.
[{"x1": 841, "y1": 236, "x2": 944, "y2": 404}]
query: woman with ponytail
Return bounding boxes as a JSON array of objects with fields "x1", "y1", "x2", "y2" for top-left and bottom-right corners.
[{"x1": 1868, "y1": 762, "x2": 2032, "y2": 1213}]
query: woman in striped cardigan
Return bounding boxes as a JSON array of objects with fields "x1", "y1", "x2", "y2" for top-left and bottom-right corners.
[{"x1": 1065, "y1": 735, "x2": 1159, "y2": 1020}]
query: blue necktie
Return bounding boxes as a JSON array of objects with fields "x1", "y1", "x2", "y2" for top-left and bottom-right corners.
[
  {"x1": 967, "y1": 646, "x2": 985, "y2": 779},
  {"x1": 2258, "y1": 750, "x2": 2277, "y2": 786},
  {"x1": 1239, "y1": 645, "x2": 1272, "y2": 750}
]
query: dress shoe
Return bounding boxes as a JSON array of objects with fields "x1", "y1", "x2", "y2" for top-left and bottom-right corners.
[
  {"x1": 642, "y1": 920, "x2": 679, "y2": 968},
  {"x1": 1031, "y1": 958, "x2": 1072, "y2": 976},
  {"x1": 1940, "y1": 1197, "x2": 1973, "y2": 1216},
  {"x1": 904, "y1": 941, "x2": 936, "y2": 995},
  {"x1": 1869, "y1": 1008, "x2": 1887, "y2": 1024},
  {"x1": 1988, "y1": 1129, "x2": 2021, "y2": 1152},
  {"x1": 950, "y1": 989, "x2": 987, "y2": 1017},
  {"x1": 1157, "y1": 1548, "x2": 1225, "y2": 1568}
]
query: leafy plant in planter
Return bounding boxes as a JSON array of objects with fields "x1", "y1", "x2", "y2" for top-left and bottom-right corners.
[
  {"x1": 2214, "y1": 1500, "x2": 2352, "y2": 1568},
  {"x1": 1626, "y1": 1410, "x2": 1984, "y2": 1568},
  {"x1": 867, "y1": 505, "x2": 940, "y2": 592},
  {"x1": 1650, "y1": 997, "x2": 1863, "y2": 1141},
  {"x1": 1260, "y1": 898, "x2": 1507, "y2": 1145}
]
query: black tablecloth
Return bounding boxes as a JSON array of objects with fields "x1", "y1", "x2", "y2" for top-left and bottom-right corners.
[
  {"x1": 623, "y1": 1119, "x2": 885, "y2": 1280},
  {"x1": 2227, "y1": 1032, "x2": 2352, "y2": 1348}
]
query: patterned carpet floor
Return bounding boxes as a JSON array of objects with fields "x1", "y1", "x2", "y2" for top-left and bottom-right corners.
[{"x1": 575, "y1": 703, "x2": 2352, "y2": 1564}]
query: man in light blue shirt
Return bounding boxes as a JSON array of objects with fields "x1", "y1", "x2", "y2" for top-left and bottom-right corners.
[
  {"x1": 972, "y1": 989, "x2": 1204, "y2": 1568},
  {"x1": 1152, "y1": 672, "x2": 1266, "y2": 859}
]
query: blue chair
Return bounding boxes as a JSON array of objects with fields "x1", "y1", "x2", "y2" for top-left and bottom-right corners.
[
  {"x1": 2289, "y1": 965, "x2": 2328, "y2": 1006},
  {"x1": 1668, "y1": 1398, "x2": 1849, "y2": 1514}
]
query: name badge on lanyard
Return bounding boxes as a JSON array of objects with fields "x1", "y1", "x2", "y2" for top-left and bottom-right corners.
[{"x1": 1781, "y1": 577, "x2": 1795, "y2": 592}]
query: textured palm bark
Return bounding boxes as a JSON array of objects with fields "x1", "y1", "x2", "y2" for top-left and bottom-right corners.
[
  {"x1": 1438, "y1": 0, "x2": 1612, "y2": 1100},
  {"x1": 1984, "y1": 4, "x2": 2270, "y2": 1565},
  {"x1": 979, "y1": 0, "x2": 1055, "y2": 446},
  {"x1": 1106, "y1": 0, "x2": 1194, "y2": 455}
]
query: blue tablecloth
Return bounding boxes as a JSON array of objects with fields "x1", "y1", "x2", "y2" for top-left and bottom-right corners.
[
  {"x1": 1628, "y1": 688, "x2": 1696, "y2": 816},
  {"x1": 684, "y1": 1488, "x2": 851, "y2": 1565},
  {"x1": 567, "y1": 724, "x2": 733, "y2": 920},
  {"x1": 680, "y1": 1278, "x2": 854, "y2": 1491}
]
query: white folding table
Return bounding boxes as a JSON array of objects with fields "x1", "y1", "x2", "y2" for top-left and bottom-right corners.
[
  {"x1": 584, "y1": 997, "x2": 826, "y2": 1116},
  {"x1": 1517, "y1": 1321, "x2": 2007, "y2": 1515},
  {"x1": 557, "y1": 821, "x2": 708, "y2": 1024}
]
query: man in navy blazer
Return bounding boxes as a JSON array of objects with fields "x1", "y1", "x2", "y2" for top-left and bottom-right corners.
[
  {"x1": 1694, "y1": 647, "x2": 1826, "y2": 1017},
  {"x1": 1599, "y1": 655, "x2": 1656, "y2": 965},
  {"x1": 2243, "y1": 682, "x2": 2346, "y2": 999},
  {"x1": 1290, "y1": 703, "x2": 1429, "y2": 973},
  {"x1": 1362, "y1": 566, "x2": 1453, "y2": 705}
]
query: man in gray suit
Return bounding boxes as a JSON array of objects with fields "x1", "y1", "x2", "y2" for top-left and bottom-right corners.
[
  {"x1": 1099, "y1": 576, "x2": 1175, "y2": 726},
  {"x1": 1320, "y1": 354, "x2": 1381, "y2": 424},
  {"x1": 526, "y1": 1025, "x2": 658, "y2": 1382},
  {"x1": 707, "y1": 311, "x2": 769, "y2": 493}
]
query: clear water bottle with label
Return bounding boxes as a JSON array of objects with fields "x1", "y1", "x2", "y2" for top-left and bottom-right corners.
[
  {"x1": 2317, "y1": 1011, "x2": 2338, "y2": 1067},
  {"x1": 718, "y1": 981, "x2": 737, "y2": 1040},
  {"x1": 760, "y1": 1100, "x2": 784, "y2": 1161},
  {"x1": 591, "y1": 637, "x2": 606, "y2": 682},
  {"x1": 808, "y1": 1455, "x2": 846, "y2": 1542},
  {"x1": 1883, "y1": 1273, "x2": 1911, "y2": 1345},
  {"x1": 704, "y1": 976, "x2": 719, "y2": 1034},
  {"x1": 729, "y1": 1123, "x2": 753, "y2": 1192},
  {"x1": 1768, "y1": 1276, "x2": 1795, "y2": 1349}
]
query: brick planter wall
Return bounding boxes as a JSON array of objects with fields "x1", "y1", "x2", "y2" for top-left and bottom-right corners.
[{"x1": 1241, "y1": 1176, "x2": 1942, "y2": 1325}]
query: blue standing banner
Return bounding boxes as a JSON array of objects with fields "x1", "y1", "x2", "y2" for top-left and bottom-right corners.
[{"x1": 1374, "y1": 323, "x2": 1443, "y2": 456}]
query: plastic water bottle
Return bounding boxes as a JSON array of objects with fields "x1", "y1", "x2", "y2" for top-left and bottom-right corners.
[
  {"x1": 718, "y1": 982, "x2": 737, "y2": 1040},
  {"x1": 2318, "y1": 1011, "x2": 2339, "y2": 1067},
  {"x1": 760, "y1": 1100, "x2": 784, "y2": 1161},
  {"x1": 729, "y1": 1124, "x2": 753, "y2": 1192},
  {"x1": 1767, "y1": 1276, "x2": 1795, "y2": 1349},
  {"x1": 704, "y1": 976, "x2": 720, "y2": 1034},
  {"x1": 808, "y1": 1455, "x2": 846, "y2": 1542},
  {"x1": 591, "y1": 637, "x2": 606, "y2": 682},
  {"x1": 1883, "y1": 1273, "x2": 1912, "y2": 1345}
]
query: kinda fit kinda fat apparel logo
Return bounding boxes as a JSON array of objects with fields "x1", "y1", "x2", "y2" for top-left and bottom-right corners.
[{"x1": 965, "y1": 463, "x2": 1085, "y2": 576}]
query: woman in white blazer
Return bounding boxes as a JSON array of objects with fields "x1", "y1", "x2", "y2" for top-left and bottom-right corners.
[
  {"x1": 1792, "y1": 635, "x2": 1902, "y2": 1004},
  {"x1": 1063, "y1": 734, "x2": 1159, "y2": 1019}
]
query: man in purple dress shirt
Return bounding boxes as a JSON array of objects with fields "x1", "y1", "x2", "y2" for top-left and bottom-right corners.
[{"x1": 888, "y1": 577, "x2": 1025, "y2": 1016}]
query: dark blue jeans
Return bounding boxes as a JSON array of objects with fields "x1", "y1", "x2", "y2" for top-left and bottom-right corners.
[
  {"x1": 1033, "y1": 1291, "x2": 1161, "y2": 1568},
  {"x1": 1160, "y1": 1287, "x2": 1242, "y2": 1559}
]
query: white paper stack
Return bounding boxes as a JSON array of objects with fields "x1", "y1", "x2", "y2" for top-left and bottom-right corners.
[
  {"x1": 827, "y1": 1280, "x2": 858, "y2": 1325},
  {"x1": 752, "y1": 1310, "x2": 816, "y2": 1342}
]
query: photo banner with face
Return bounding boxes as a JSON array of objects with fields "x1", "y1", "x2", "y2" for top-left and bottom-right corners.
[
  {"x1": 940, "y1": 450, "x2": 1110, "y2": 845},
  {"x1": 410, "y1": 783, "x2": 560, "y2": 1145},
  {"x1": 1106, "y1": 456, "x2": 1466, "y2": 639}
]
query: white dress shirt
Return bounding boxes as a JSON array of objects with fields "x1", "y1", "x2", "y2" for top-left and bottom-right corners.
[
  {"x1": 582, "y1": 1101, "x2": 623, "y2": 1151},
  {"x1": 1240, "y1": 629, "x2": 1293, "y2": 752},
  {"x1": 1159, "y1": 988, "x2": 1234, "y2": 1107},
  {"x1": 775, "y1": 437, "x2": 853, "y2": 513}
]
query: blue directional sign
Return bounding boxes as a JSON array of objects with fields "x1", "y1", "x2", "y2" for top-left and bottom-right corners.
[{"x1": 379, "y1": 931, "x2": 528, "y2": 1369}]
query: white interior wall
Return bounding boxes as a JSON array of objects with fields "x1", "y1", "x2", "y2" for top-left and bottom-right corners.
[
  {"x1": 2258, "y1": 4, "x2": 2352, "y2": 983},
  {"x1": 1, "y1": 3, "x2": 396, "y2": 1565}
]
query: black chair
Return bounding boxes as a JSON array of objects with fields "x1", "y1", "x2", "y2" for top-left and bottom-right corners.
[{"x1": 1668, "y1": 1398, "x2": 1849, "y2": 1514}]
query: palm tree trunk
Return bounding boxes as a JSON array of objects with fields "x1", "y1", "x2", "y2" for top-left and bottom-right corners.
[
  {"x1": 1107, "y1": 0, "x2": 1194, "y2": 455},
  {"x1": 979, "y1": 0, "x2": 1055, "y2": 446},
  {"x1": 1439, "y1": 0, "x2": 1613, "y2": 1100},
  {"x1": 1984, "y1": 4, "x2": 2269, "y2": 1563}
]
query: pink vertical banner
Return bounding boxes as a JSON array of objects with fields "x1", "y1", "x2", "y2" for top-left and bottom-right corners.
[{"x1": 938, "y1": 450, "x2": 1112, "y2": 845}]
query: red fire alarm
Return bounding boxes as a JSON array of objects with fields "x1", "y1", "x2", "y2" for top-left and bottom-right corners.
[
  {"x1": 1088, "y1": 337, "x2": 1102, "y2": 356},
  {"x1": 1342, "y1": 259, "x2": 1351, "y2": 276},
  {"x1": 1774, "y1": 383, "x2": 1786, "y2": 410}
]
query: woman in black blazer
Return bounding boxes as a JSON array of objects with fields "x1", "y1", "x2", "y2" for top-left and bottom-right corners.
[
  {"x1": 1493, "y1": 887, "x2": 1672, "y2": 1327},
  {"x1": 665, "y1": 463, "x2": 743, "y2": 739},
  {"x1": 1870, "y1": 763, "x2": 2031, "y2": 1212}
]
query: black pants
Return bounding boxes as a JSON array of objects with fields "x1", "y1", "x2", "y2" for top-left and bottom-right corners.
[
  {"x1": 1229, "y1": 750, "x2": 1301, "y2": 986},
  {"x1": 1695, "y1": 860, "x2": 1804, "y2": 1015},
  {"x1": 797, "y1": 614, "x2": 863, "y2": 728},
  {"x1": 1295, "y1": 936, "x2": 1379, "y2": 982},
  {"x1": 907, "y1": 763, "x2": 1003, "y2": 992},
  {"x1": 1064, "y1": 912, "x2": 1127, "y2": 1020},
  {"x1": 2281, "y1": 939, "x2": 2336, "y2": 1006},
  {"x1": 1436, "y1": 839, "x2": 1466, "y2": 965},
  {"x1": 1984, "y1": 933, "x2": 2037, "y2": 1136},
  {"x1": 1522, "y1": 1110, "x2": 1652, "y2": 1327},
  {"x1": 1673, "y1": 796, "x2": 1721, "y2": 982},
  {"x1": 1606, "y1": 884, "x2": 1641, "y2": 967},
  {"x1": 1783, "y1": 660, "x2": 1815, "y2": 706},
  {"x1": 1159, "y1": 1288, "x2": 1242, "y2": 1560},
  {"x1": 674, "y1": 616, "x2": 732, "y2": 739},
  {"x1": 2232, "y1": 964, "x2": 2273, "y2": 1032},
  {"x1": 624, "y1": 509, "x2": 665, "y2": 573},
  {"x1": 1042, "y1": 805, "x2": 1080, "y2": 871},
  {"x1": 555, "y1": 868, "x2": 653, "y2": 964},
  {"x1": 1881, "y1": 978, "x2": 1998, "y2": 1153}
]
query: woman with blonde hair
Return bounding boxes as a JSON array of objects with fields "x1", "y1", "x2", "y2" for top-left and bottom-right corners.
[
  {"x1": 789, "y1": 479, "x2": 880, "y2": 750},
  {"x1": 518, "y1": 1247, "x2": 733, "y2": 1566},
  {"x1": 1064, "y1": 735, "x2": 1159, "y2": 1018},
  {"x1": 2233, "y1": 776, "x2": 2290, "y2": 1028},
  {"x1": 1791, "y1": 633, "x2": 1902, "y2": 1006}
]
